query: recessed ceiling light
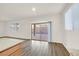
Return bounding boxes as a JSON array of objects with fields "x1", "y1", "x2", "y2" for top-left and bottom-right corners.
[{"x1": 32, "y1": 7, "x2": 36, "y2": 12}]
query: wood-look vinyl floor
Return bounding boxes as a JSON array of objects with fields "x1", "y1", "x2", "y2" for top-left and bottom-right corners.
[{"x1": 10, "y1": 40, "x2": 70, "y2": 56}]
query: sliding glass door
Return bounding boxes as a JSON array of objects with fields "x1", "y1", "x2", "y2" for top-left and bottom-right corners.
[
  {"x1": 40, "y1": 24, "x2": 48, "y2": 41},
  {"x1": 31, "y1": 22, "x2": 51, "y2": 42}
]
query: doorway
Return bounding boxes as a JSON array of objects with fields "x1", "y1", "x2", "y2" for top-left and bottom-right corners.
[{"x1": 31, "y1": 22, "x2": 51, "y2": 42}]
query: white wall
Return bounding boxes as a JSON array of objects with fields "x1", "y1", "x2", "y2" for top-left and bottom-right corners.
[
  {"x1": 5, "y1": 20, "x2": 31, "y2": 39},
  {"x1": 0, "y1": 21, "x2": 6, "y2": 36},
  {"x1": 3, "y1": 14, "x2": 64, "y2": 43},
  {"x1": 29, "y1": 15, "x2": 64, "y2": 43}
]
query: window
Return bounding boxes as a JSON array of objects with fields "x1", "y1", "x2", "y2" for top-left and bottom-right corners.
[
  {"x1": 65, "y1": 4, "x2": 79, "y2": 31},
  {"x1": 65, "y1": 6, "x2": 73, "y2": 31},
  {"x1": 10, "y1": 23, "x2": 20, "y2": 31}
]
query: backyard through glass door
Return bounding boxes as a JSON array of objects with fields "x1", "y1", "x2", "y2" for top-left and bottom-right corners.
[{"x1": 31, "y1": 22, "x2": 51, "y2": 42}]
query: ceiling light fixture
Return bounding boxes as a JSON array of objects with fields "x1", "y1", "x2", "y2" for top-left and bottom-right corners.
[{"x1": 32, "y1": 7, "x2": 36, "y2": 12}]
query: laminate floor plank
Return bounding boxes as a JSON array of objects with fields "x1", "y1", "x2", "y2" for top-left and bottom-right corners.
[{"x1": 1, "y1": 40, "x2": 70, "y2": 56}]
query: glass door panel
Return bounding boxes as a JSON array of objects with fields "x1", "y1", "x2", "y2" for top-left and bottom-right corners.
[
  {"x1": 40, "y1": 24, "x2": 48, "y2": 41},
  {"x1": 32, "y1": 22, "x2": 50, "y2": 42},
  {"x1": 32, "y1": 24, "x2": 40, "y2": 41}
]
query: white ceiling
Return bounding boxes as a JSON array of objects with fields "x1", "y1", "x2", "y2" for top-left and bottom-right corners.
[{"x1": 0, "y1": 3, "x2": 71, "y2": 21}]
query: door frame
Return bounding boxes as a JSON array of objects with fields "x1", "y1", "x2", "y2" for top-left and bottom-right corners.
[{"x1": 31, "y1": 21, "x2": 52, "y2": 42}]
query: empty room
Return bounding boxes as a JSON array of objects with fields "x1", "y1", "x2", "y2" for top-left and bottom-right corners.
[{"x1": 0, "y1": 3, "x2": 79, "y2": 56}]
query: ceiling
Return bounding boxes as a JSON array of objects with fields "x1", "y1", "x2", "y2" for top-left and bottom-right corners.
[{"x1": 0, "y1": 3, "x2": 71, "y2": 21}]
